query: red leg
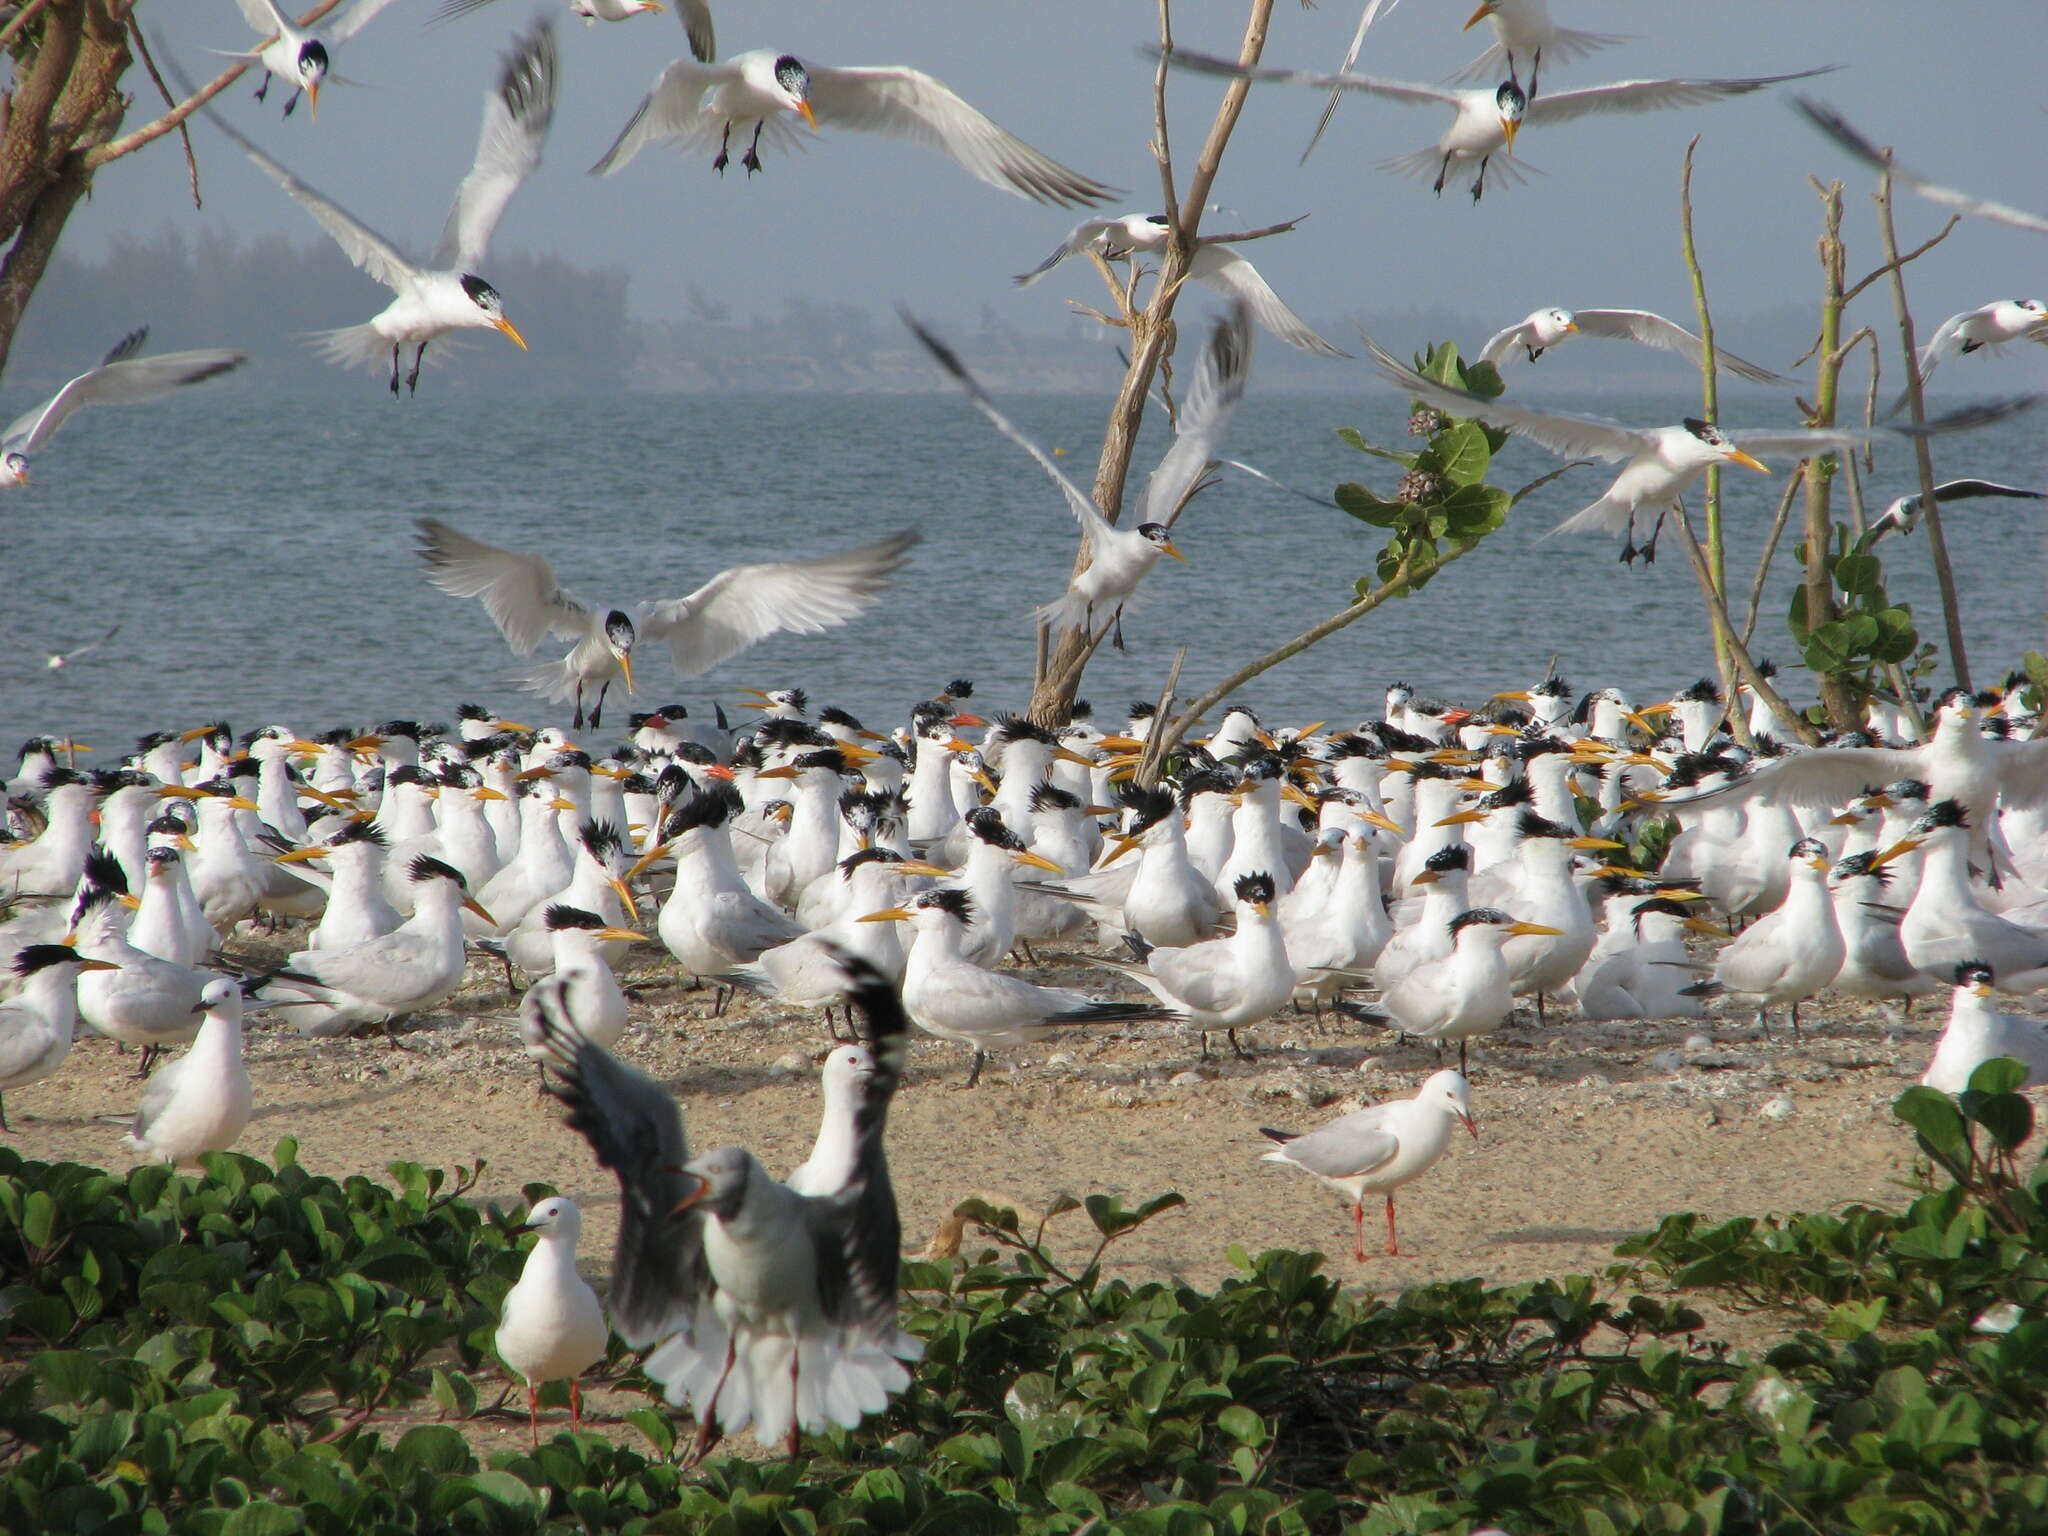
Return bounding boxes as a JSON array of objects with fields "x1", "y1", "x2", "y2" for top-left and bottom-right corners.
[
  {"x1": 570, "y1": 1379, "x2": 583, "y2": 1431},
  {"x1": 526, "y1": 1384, "x2": 540, "y2": 1448},
  {"x1": 1385, "y1": 1194, "x2": 1400, "y2": 1257},
  {"x1": 785, "y1": 1349, "x2": 802, "y2": 1459},
  {"x1": 684, "y1": 1340, "x2": 737, "y2": 1468},
  {"x1": 1352, "y1": 1197, "x2": 1367, "y2": 1262}
]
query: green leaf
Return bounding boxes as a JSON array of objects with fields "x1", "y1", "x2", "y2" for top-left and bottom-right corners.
[
  {"x1": 1438, "y1": 484, "x2": 1509, "y2": 540},
  {"x1": 1336, "y1": 482, "x2": 1404, "y2": 529},
  {"x1": 221, "y1": 1502, "x2": 307, "y2": 1536},
  {"x1": 21, "y1": 1188, "x2": 55, "y2": 1249},
  {"x1": 1216, "y1": 1405, "x2": 1266, "y2": 1446},
  {"x1": 1870, "y1": 607, "x2": 1919, "y2": 664},
  {"x1": 32, "y1": 1351, "x2": 105, "y2": 1405},
  {"x1": 1335, "y1": 426, "x2": 1416, "y2": 467},
  {"x1": 1832, "y1": 552, "x2": 1882, "y2": 595},
  {"x1": 1431, "y1": 421, "x2": 1492, "y2": 487},
  {"x1": 1966, "y1": 1057, "x2": 2030, "y2": 1096},
  {"x1": 1893, "y1": 1085, "x2": 1974, "y2": 1181},
  {"x1": 1960, "y1": 1088, "x2": 2033, "y2": 1153}
]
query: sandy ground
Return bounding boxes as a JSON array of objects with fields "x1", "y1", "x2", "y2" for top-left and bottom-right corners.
[{"x1": 8, "y1": 940, "x2": 1988, "y2": 1452}]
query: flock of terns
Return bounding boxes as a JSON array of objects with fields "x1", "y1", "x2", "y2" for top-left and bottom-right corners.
[{"x1": 2, "y1": 0, "x2": 2045, "y2": 1465}]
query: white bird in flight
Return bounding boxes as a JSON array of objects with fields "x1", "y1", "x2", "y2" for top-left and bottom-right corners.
[
  {"x1": 0, "y1": 328, "x2": 245, "y2": 488},
  {"x1": 198, "y1": 20, "x2": 556, "y2": 396},
  {"x1": 44, "y1": 622, "x2": 121, "y2": 671},
  {"x1": 1919, "y1": 300, "x2": 2048, "y2": 381},
  {"x1": 1862, "y1": 479, "x2": 2047, "y2": 547},
  {"x1": 1479, "y1": 306, "x2": 1790, "y2": 386},
  {"x1": 1453, "y1": 0, "x2": 1621, "y2": 98},
  {"x1": 224, "y1": 0, "x2": 403, "y2": 120},
  {"x1": 1014, "y1": 214, "x2": 1345, "y2": 357},
  {"x1": 414, "y1": 517, "x2": 919, "y2": 729},
  {"x1": 591, "y1": 48, "x2": 1114, "y2": 206},
  {"x1": 437, "y1": 0, "x2": 690, "y2": 55},
  {"x1": 1796, "y1": 98, "x2": 2048, "y2": 240},
  {"x1": 1159, "y1": 49, "x2": 1834, "y2": 203},
  {"x1": 1365, "y1": 336, "x2": 2036, "y2": 562},
  {"x1": 907, "y1": 304, "x2": 1248, "y2": 643}
]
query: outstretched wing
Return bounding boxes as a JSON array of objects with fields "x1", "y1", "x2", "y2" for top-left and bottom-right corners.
[
  {"x1": 1796, "y1": 98, "x2": 2048, "y2": 239},
  {"x1": 1190, "y1": 245, "x2": 1345, "y2": 358},
  {"x1": 676, "y1": 0, "x2": 715, "y2": 63},
  {"x1": 1012, "y1": 218, "x2": 1124, "y2": 286},
  {"x1": 641, "y1": 529, "x2": 920, "y2": 677},
  {"x1": 199, "y1": 101, "x2": 418, "y2": 292},
  {"x1": 1477, "y1": 317, "x2": 1535, "y2": 367},
  {"x1": 523, "y1": 975, "x2": 711, "y2": 1348},
  {"x1": 1364, "y1": 335, "x2": 1652, "y2": 463},
  {"x1": 1524, "y1": 69, "x2": 1839, "y2": 127},
  {"x1": 1572, "y1": 309, "x2": 1790, "y2": 386},
  {"x1": 3, "y1": 348, "x2": 246, "y2": 455},
  {"x1": 1139, "y1": 303, "x2": 1253, "y2": 527},
  {"x1": 803, "y1": 65, "x2": 1114, "y2": 207},
  {"x1": 904, "y1": 312, "x2": 1112, "y2": 542},
  {"x1": 413, "y1": 517, "x2": 593, "y2": 654},
  {"x1": 589, "y1": 57, "x2": 728, "y2": 176},
  {"x1": 1159, "y1": 46, "x2": 1462, "y2": 107},
  {"x1": 432, "y1": 19, "x2": 558, "y2": 271},
  {"x1": 326, "y1": 0, "x2": 404, "y2": 44}
]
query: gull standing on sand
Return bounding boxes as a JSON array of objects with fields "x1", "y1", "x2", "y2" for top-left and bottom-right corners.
[
  {"x1": 525, "y1": 948, "x2": 918, "y2": 1462},
  {"x1": 1260, "y1": 1069, "x2": 1477, "y2": 1260},
  {"x1": 119, "y1": 980, "x2": 252, "y2": 1167},
  {"x1": 0, "y1": 946, "x2": 119, "y2": 1132},
  {"x1": 591, "y1": 48, "x2": 1114, "y2": 206},
  {"x1": 495, "y1": 1197, "x2": 611, "y2": 1445},
  {"x1": 0, "y1": 330, "x2": 243, "y2": 489},
  {"x1": 415, "y1": 518, "x2": 919, "y2": 730},
  {"x1": 1478, "y1": 307, "x2": 1789, "y2": 385},
  {"x1": 197, "y1": 21, "x2": 556, "y2": 395},
  {"x1": 1014, "y1": 214, "x2": 1345, "y2": 357}
]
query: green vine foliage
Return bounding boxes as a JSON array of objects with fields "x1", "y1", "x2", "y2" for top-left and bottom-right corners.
[
  {"x1": 1789, "y1": 518, "x2": 1921, "y2": 688},
  {"x1": 8, "y1": 1071, "x2": 2048, "y2": 1534}
]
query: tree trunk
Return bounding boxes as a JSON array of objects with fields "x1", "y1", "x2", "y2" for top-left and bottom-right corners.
[{"x1": 0, "y1": 0, "x2": 134, "y2": 376}]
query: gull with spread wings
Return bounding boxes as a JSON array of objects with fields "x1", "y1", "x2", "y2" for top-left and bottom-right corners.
[
  {"x1": 907, "y1": 304, "x2": 1248, "y2": 645},
  {"x1": 1159, "y1": 47, "x2": 1833, "y2": 203},
  {"x1": 197, "y1": 20, "x2": 556, "y2": 395},
  {"x1": 1479, "y1": 306, "x2": 1790, "y2": 386},
  {"x1": 1364, "y1": 336, "x2": 2036, "y2": 563},
  {"x1": 591, "y1": 48, "x2": 1113, "y2": 206},
  {"x1": 415, "y1": 518, "x2": 919, "y2": 729},
  {"x1": 0, "y1": 328, "x2": 244, "y2": 488}
]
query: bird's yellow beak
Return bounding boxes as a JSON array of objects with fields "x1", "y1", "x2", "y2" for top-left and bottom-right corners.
[
  {"x1": 625, "y1": 844, "x2": 670, "y2": 880},
  {"x1": 307, "y1": 81, "x2": 320, "y2": 120},
  {"x1": 1871, "y1": 838, "x2": 1924, "y2": 867},
  {"x1": 795, "y1": 98, "x2": 818, "y2": 130},
  {"x1": 274, "y1": 845, "x2": 329, "y2": 864},
  {"x1": 669, "y1": 1171, "x2": 710, "y2": 1216},
  {"x1": 76, "y1": 956, "x2": 121, "y2": 972},
  {"x1": 1725, "y1": 448, "x2": 1769, "y2": 473},
  {"x1": 117, "y1": 894, "x2": 142, "y2": 911},
  {"x1": 1010, "y1": 850, "x2": 1065, "y2": 874},
  {"x1": 1684, "y1": 917, "x2": 1731, "y2": 938},
  {"x1": 179, "y1": 725, "x2": 216, "y2": 743},
  {"x1": 1100, "y1": 834, "x2": 1142, "y2": 867},
  {"x1": 857, "y1": 907, "x2": 912, "y2": 923},
  {"x1": 1360, "y1": 810, "x2": 1407, "y2": 836},
  {"x1": 609, "y1": 877, "x2": 638, "y2": 917},
  {"x1": 1500, "y1": 117, "x2": 1520, "y2": 155},
  {"x1": 1160, "y1": 541, "x2": 1188, "y2": 563},
  {"x1": 887, "y1": 861, "x2": 952, "y2": 878},
  {"x1": 495, "y1": 316, "x2": 529, "y2": 351},
  {"x1": 616, "y1": 650, "x2": 635, "y2": 694},
  {"x1": 1507, "y1": 921, "x2": 1564, "y2": 936},
  {"x1": 462, "y1": 896, "x2": 496, "y2": 925},
  {"x1": 1462, "y1": 0, "x2": 1496, "y2": 29},
  {"x1": 1973, "y1": 982, "x2": 1995, "y2": 998},
  {"x1": 1434, "y1": 809, "x2": 1490, "y2": 826},
  {"x1": 1568, "y1": 836, "x2": 1626, "y2": 850},
  {"x1": 639, "y1": 0, "x2": 665, "y2": 9},
  {"x1": 227, "y1": 795, "x2": 261, "y2": 812},
  {"x1": 473, "y1": 786, "x2": 508, "y2": 801},
  {"x1": 1490, "y1": 690, "x2": 1532, "y2": 703},
  {"x1": 595, "y1": 927, "x2": 647, "y2": 944}
]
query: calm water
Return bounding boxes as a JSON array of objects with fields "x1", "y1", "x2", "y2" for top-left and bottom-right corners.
[{"x1": 4, "y1": 385, "x2": 2044, "y2": 754}]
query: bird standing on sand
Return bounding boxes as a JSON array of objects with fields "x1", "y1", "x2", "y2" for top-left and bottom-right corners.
[
  {"x1": 119, "y1": 980, "x2": 252, "y2": 1167},
  {"x1": 1260, "y1": 1069, "x2": 1477, "y2": 1260},
  {"x1": 495, "y1": 1196, "x2": 611, "y2": 1446}
]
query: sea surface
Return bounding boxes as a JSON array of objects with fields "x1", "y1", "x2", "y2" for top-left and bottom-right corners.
[{"x1": 4, "y1": 385, "x2": 2044, "y2": 757}]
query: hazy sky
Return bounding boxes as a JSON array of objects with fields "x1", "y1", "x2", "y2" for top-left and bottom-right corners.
[{"x1": 82, "y1": 0, "x2": 2048, "y2": 351}]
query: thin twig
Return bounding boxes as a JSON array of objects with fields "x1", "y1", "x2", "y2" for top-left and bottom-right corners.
[
  {"x1": 124, "y1": 14, "x2": 199, "y2": 210},
  {"x1": 1135, "y1": 647, "x2": 1188, "y2": 789},
  {"x1": 1841, "y1": 217, "x2": 1959, "y2": 305},
  {"x1": 1195, "y1": 214, "x2": 1309, "y2": 246},
  {"x1": 1672, "y1": 507, "x2": 1819, "y2": 746},
  {"x1": 0, "y1": 0, "x2": 52, "y2": 52},
  {"x1": 1153, "y1": 0, "x2": 1178, "y2": 230},
  {"x1": 1739, "y1": 465, "x2": 1807, "y2": 648},
  {"x1": 1873, "y1": 170, "x2": 1971, "y2": 689},
  {"x1": 1677, "y1": 139, "x2": 1734, "y2": 702}
]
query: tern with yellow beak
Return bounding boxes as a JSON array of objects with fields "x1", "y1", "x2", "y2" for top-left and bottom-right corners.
[
  {"x1": 223, "y1": 0, "x2": 404, "y2": 121},
  {"x1": 908, "y1": 305, "x2": 1247, "y2": 644},
  {"x1": 592, "y1": 47, "x2": 1114, "y2": 204},
  {"x1": 1478, "y1": 306, "x2": 1790, "y2": 385},
  {"x1": 195, "y1": 20, "x2": 555, "y2": 396},
  {"x1": 1454, "y1": 0, "x2": 1619, "y2": 98},
  {"x1": 1364, "y1": 337, "x2": 2033, "y2": 563},
  {"x1": 1348, "y1": 909, "x2": 1565, "y2": 1074},
  {"x1": 1158, "y1": 47, "x2": 1832, "y2": 203},
  {"x1": 414, "y1": 517, "x2": 917, "y2": 730},
  {"x1": 1922, "y1": 964, "x2": 2048, "y2": 1094}
]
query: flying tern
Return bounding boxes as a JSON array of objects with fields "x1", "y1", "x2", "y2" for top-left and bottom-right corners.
[
  {"x1": 1366, "y1": 336, "x2": 2038, "y2": 561},
  {"x1": 438, "y1": 0, "x2": 686, "y2": 51},
  {"x1": 415, "y1": 518, "x2": 917, "y2": 729},
  {"x1": 1918, "y1": 300, "x2": 2048, "y2": 382},
  {"x1": 1861, "y1": 479, "x2": 2047, "y2": 548},
  {"x1": 1158, "y1": 48, "x2": 1833, "y2": 203},
  {"x1": 1014, "y1": 214, "x2": 1344, "y2": 357},
  {"x1": 1795, "y1": 99, "x2": 2048, "y2": 240},
  {"x1": 199, "y1": 20, "x2": 556, "y2": 395},
  {"x1": 224, "y1": 0, "x2": 403, "y2": 119},
  {"x1": 1453, "y1": 0, "x2": 1620, "y2": 97},
  {"x1": 907, "y1": 306, "x2": 1245, "y2": 643},
  {"x1": 0, "y1": 329, "x2": 244, "y2": 488},
  {"x1": 1478, "y1": 306, "x2": 1789, "y2": 385},
  {"x1": 592, "y1": 48, "x2": 1114, "y2": 206}
]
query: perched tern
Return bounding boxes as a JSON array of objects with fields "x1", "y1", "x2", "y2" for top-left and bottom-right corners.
[
  {"x1": 119, "y1": 980, "x2": 252, "y2": 1168},
  {"x1": 1478, "y1": 307, "x2": 1788, "y2": 386},
  {"x1": 198, "y1": 20, "x2": 556, "y2": 395},
  {"x1": 224, "y1": 0, "x2": 403, "y2": 119},
  {"x1": 415, "y1": 518, "x2": 916, "y2": 729},
  {"x1": 525, "y1": 947, "x2": 916, "y2": 1461},
  {"x1": 495, "y1": 1197, "x2": 611, "y2": 1446},
  {"x1": 0, "y1": 329, "x2": 244, "y2": 488},
  {"x1": 0, "y1": 946, "x2": 119, "y2": 1132},
  {"x1": 908, "y1": 307, "x2": 1245, "y2": 642},
  {"x1": 1366, "y1": 337, "x2": 2036, "y2": 561},
  {"x1": 1260, "y1": 1068, "x2": 1476, "y2": 1260},
  {"x1": 1159, "y1": 48, "x2": 1833, "y2": 203},
  {"x1": 1014, "y1": 214, "x2": 1344, "y2": 357},
  {"x1": 592, "y1": 48, "x2": 1114, "y2": 207},
  {"x1": 1093, "y1": 872, "x2": 1295, "y2": 1060},
  {"x1": 1796, "y1": 99, "x2": 2048, "y2": 240},
  {"x1": 1688, "y1": 838, "x2": 1842, "y2": 1033},
  {"x1": 1351, "y1": 908, "x2": 1563, "y2": 1073},
  {"x1": 1862, "y1": 479, "x2": 2047, "y2": 547},
  {"x1": 1454, "y1": 0, "x2": 1620, "y2": 97}
]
